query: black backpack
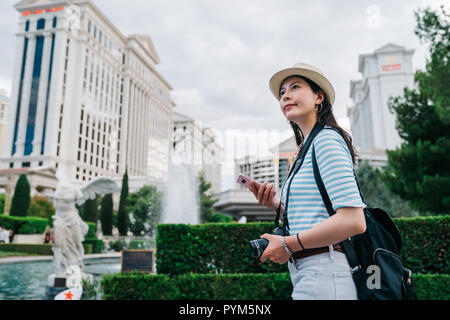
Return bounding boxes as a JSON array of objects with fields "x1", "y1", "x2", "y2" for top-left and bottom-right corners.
[{"x1": 311, "y1": 127, "x2": 418, "y2": 300}]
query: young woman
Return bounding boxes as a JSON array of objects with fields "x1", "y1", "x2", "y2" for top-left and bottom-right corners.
[{"x1": 249, "y1": 62, "x2": 366, "y2": 300}]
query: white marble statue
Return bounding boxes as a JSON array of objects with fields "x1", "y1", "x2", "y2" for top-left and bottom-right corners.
[{"x1": 51, "y1": 171, "x2": 119, "y2": 276}]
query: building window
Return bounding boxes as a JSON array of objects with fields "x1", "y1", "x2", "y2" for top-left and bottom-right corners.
[
  {"x1": 12, "y1": 35, "x2": 29, "y2": 155},
  {"x1": 41, "y1": 33, "x2": 55, "y2": 155},
  {"x1": 24, "y1": 34, "x2": 45, "y2": 155},
  {"x1": 37, "y1": 18, "x2": 45, "y2": 30}
]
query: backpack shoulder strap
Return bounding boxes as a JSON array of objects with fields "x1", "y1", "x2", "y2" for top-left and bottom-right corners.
[{"x1": 312, "y1": 143, "x2": 361, "y2": 272}]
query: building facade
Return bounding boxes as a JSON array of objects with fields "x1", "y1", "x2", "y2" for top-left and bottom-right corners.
[
  {"x1": 347, "y1": 43, "x2": 415, "y2": 167},
  {"x1": 235, "y1": 133, "x2": 298, "y2": 192},
  {"x1": 172, "y1": 112, "x2": 222, "y2": 194},
  {"x1": 235, "y1": 155, "x2": 277, "y2": 189},
  {"x1": 0, "y1": 90, "x2": 9, "y2": 161},
  {"x1": 3, "y1": 0, "x2": 175, "y2": 186},
  {"x1": 201, "y1": 127, "x2": 222, "y2": 195}
]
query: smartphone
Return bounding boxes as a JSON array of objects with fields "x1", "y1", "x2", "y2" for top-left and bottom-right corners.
[{"x1": 236, "y1": 173, "x2": 262, "y2": 190}]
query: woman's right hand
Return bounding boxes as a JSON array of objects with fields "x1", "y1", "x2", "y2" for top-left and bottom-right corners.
[{"x1": 249, "y1": 180, "x2": 280, "y2": 211}]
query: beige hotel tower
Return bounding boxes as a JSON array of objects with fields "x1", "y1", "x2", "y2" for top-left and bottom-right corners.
[{"x1": 2, "y1": 0, "x2": 175, "y2": 188}]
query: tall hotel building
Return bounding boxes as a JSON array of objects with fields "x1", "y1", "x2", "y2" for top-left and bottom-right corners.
[
  {"x1": 172, "y1": 112, "x2": 223, "y2": 195},
  {"x1": 347, "y1": 43, "x2": 415, "y2": 168},
  {"x1": 2, "y1": 0, "x2": 175, "y2": 185}
]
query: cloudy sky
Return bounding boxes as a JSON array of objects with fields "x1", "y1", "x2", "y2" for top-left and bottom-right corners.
[{"x1": 0, "y1": 0, "x2": 447, "y2": 191}]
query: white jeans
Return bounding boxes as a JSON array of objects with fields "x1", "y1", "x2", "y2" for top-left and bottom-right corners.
[{"x1": 288, "y1": 246, "x2": 358, "y2": 300}]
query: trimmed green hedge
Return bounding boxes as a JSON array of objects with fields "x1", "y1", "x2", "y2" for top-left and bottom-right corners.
[
  {"x1": 0, "y1": 214, "x2": 97, "y2": 240},
  {"x1": 0, "y1": 244, "x2": 53, "y2": 255},
  {"x1": 0, "y1": 215, "x2": 48, "y2": 234},
  {"x1": 102, "y1": 272, "x2": 178, "y2": 300},
  {"x1": 156, "y1": 216, "x2": 449, "y2": 276},
  {"x1": 156, "y1": 222, "x2": 286, "y2": 275},
  {"x1": 413, "y1": 274, "x2": 450, "y2": 300},
  {"x1": 395, "y1": 216, "x2": 449, "y2": 274},
  {"x1": 101, "y1": 272, "x2": 449, "y2": 300},
  {"x1": 85, "y1": 222, "x2": 97, "y2": 239},
  {"x1": 83, "y1": 238, "x2": 104, "y2": 253},
  {"x1": 0, "y1": 243, "x2": 93, "y2": 255}
]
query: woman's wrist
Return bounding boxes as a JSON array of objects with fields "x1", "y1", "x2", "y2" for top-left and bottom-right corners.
[
  {"x1": 286, "y1": 234, "x2": 303, "y2": 252},
  {"x1": 271, "y1": 200, "x2": 283, "y2": 212},
  {"x1": 281, "y1": 236, "x2": 294, "y2": 255}
]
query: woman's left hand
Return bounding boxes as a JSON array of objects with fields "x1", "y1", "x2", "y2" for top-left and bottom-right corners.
[{"x1": 259, "y1": 233, "x2": 291, "y2": 264}]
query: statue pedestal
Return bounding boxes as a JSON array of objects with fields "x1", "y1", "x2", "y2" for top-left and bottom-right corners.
[{"x1": 45, "y1": 272, "x2": 94, "y2": 299}]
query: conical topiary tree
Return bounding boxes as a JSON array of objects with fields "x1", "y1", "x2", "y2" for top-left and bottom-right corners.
[
  {"x1": 198, "y1": 171, "x2": 218, "y2": 223},
  {"x1": 83, "y1": 197, "x2": 98, "y2": 223},
  {"x1": 10, "y1": 174, "x2": 31, "y2": 217},
  {"x1": 100, "y1": 193, "x2": 113, "y2": 235},
  {"x1": 117, "y1": 169, "x2": 129, "y2": 236}
]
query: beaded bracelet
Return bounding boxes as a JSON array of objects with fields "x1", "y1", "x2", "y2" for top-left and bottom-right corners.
[{"x1": 296, "y1": 233, "x2": 306, "y2": 250}]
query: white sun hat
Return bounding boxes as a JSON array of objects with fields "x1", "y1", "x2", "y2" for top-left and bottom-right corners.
[{"x1": 269, "y1": 62, "x2": 336, "y2": 106}]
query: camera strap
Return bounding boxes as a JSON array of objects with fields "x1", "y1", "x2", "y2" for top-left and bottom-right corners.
[{"x1": 275, "y1": 122, "x2": 325, "y2": 232}]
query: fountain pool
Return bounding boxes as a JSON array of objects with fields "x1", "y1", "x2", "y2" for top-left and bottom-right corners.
[{"x1": 0, "y1": 256, "x2": 121, "y2": 300}]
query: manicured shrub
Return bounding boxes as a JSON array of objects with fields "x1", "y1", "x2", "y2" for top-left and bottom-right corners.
[
  {"x1": 0, "y1": 194, "x2": 5, "y2": 214},
  {"x1": 210, "y1": 213, "x2": 234, "y2": 223},
  {"x1": 83, "y1": 238, "x2": 104, "y2": 253},
  {"x1": 156, "y1": 222, "x2": 286, "y2": 276},
  {"x1": 0, "y1": 215, "x2": 96, "y2": 240},
  {"x1": 108, "y1": 240, "x2": 126, "y2": 252},
  {"x1": 28, "y1": 195, "x2": 55, "y2": 220},
  {"x1": 117, "y1": 170, "x2": 129, "y2": 236},
  {"x1": 0, "y1": 244, "x2": 52, "y2": 255},
  {"x1": 10, "y1": 174, "x2": 31, "y2": 217},
  {"x1": 85, "y1": 222, "x2": 97, "y2": 239},
  {"x1": 101, "y1": 272, "x2": 177, "y2": 300},
  {"x1": 413, "y1": 273, "x2": 450, "y2": 300},
  {"x1": 83, "y1": 197, "x2": 98, "y2": 223},
  {"x1": 0, "y1": 215, "x2": 48, "y2": 234},
  {"x1": 101, "y1": 272, "x2": 449, "y2": 300},
  {"x1": 100, "y1": 194, "x2": 113, "y2": 235},
  {"x1": 0, "y1": 243, "x2": 93, "y2": 255},
  {"x1": 395, "y1": 216, "x2": 449, "y2": 274},
  {"x1": 156, "y1": 216, "x2": 449, "y2": 276}
]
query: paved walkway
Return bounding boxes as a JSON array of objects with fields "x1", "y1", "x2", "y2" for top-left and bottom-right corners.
[{"x1": 0, "y1": 252, "x2": 122, "y2": 264}]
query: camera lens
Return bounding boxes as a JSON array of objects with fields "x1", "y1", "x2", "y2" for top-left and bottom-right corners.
[
  {"x1": 249, "y1": 238, "x2": 269, "y2": 258},
  {"x1": 241, "y1": 179, "x2": 246, "y2": 184}
]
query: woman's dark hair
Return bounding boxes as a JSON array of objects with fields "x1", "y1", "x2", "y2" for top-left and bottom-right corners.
[{"x1": 287, "y1": 76, "x2": 357, "y2": 164}]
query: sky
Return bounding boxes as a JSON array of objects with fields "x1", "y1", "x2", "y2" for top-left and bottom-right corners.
[{"x1": 0, "y1": 0, "x2": 448, "y2": 191}]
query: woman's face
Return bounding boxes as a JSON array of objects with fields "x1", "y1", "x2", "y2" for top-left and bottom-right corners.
[{"x1": 279, "y1": 76, "x2": 322, "y2": 122}]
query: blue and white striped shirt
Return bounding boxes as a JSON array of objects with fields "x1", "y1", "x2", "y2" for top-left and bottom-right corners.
[{"x1": 280, "y1": 126, "x2": 366, "y2": 235}]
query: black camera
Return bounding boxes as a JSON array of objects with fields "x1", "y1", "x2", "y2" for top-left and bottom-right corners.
[{"x1": 249, "y1": 226, "x2": 287, "y2": 258}]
